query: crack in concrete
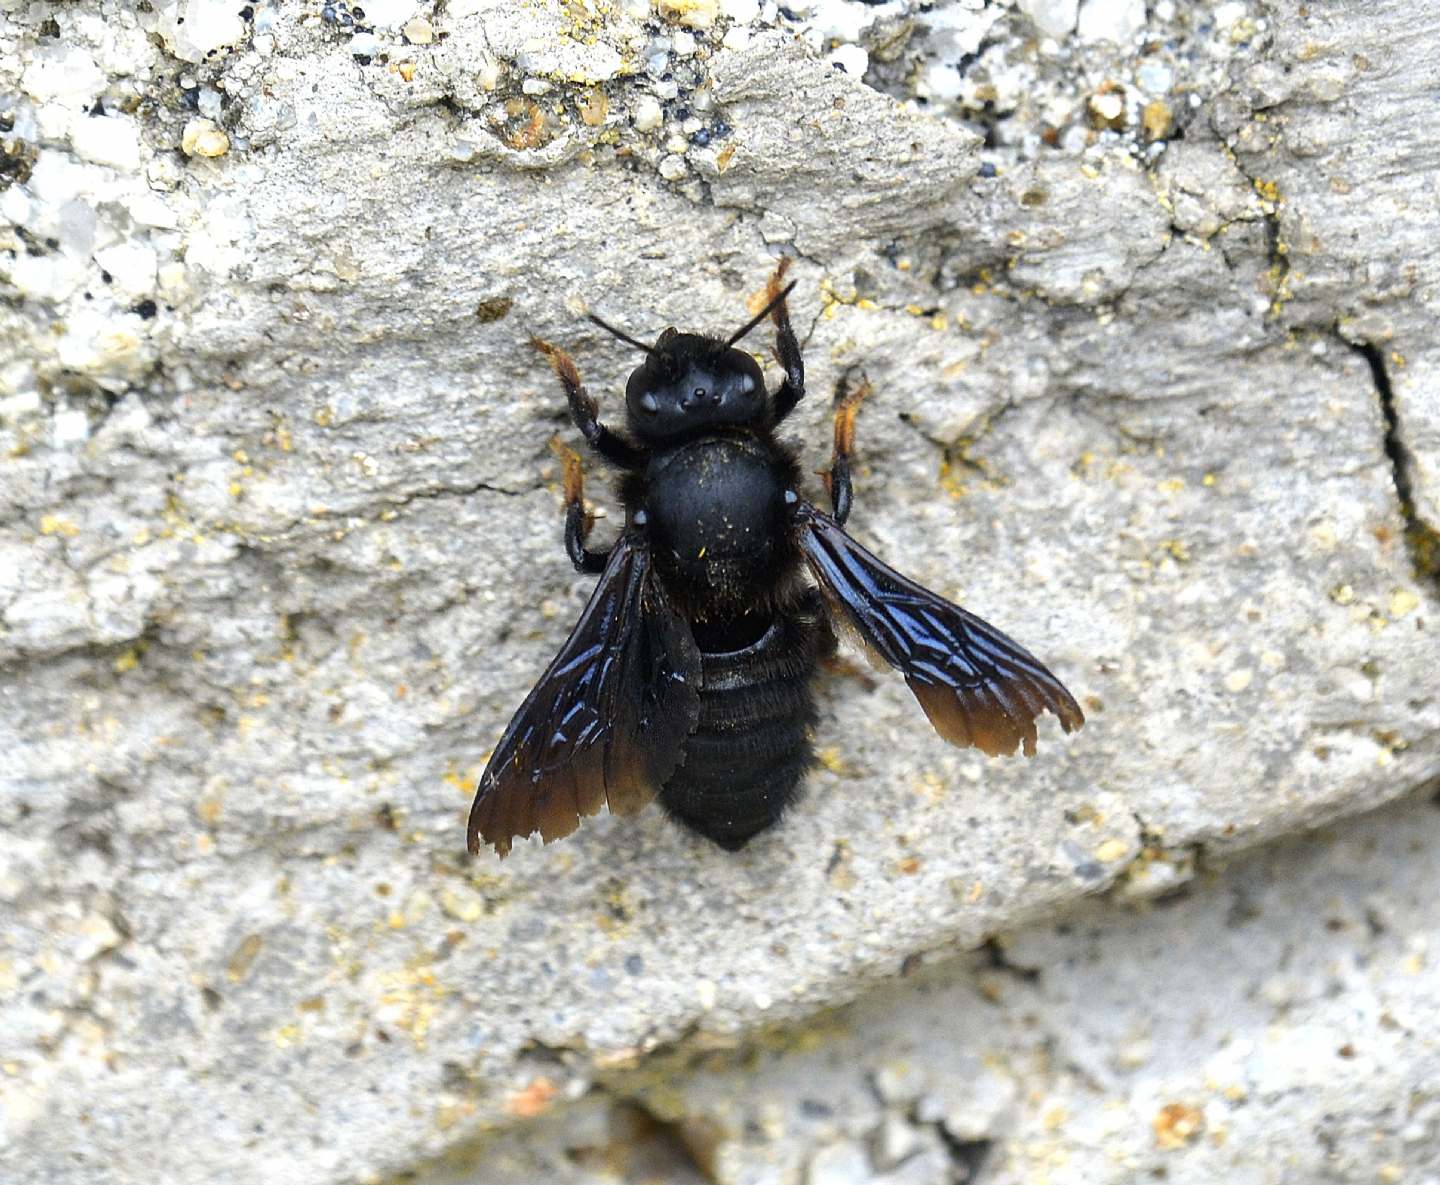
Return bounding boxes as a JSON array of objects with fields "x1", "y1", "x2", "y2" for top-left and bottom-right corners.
[{"x1": 1346, "y1": 335, "x2": 1440, "y2": 592}]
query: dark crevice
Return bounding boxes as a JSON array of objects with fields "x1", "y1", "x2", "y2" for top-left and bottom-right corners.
[
  {"x1": 978, "y1": 937, "x2": 1041, "y2": 983},
  {"x1": 1351, "y1": 339, "x2": 1440, "y2": 589},
  {"x1": 598, "y1": 1096, "x2": 719, "y2": 1184},
  {"x1": 939, "y1": 1133, "x2": 995, "y2": 1182}
]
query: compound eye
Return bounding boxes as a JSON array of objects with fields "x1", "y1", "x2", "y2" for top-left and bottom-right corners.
[{"x1": 639, "y1": 392, "x2": 659, "y2": 414}]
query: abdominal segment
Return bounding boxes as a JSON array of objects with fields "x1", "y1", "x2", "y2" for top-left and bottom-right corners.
[{"x1": 658, "y1": 609, "x2": 821, "y2": 850}]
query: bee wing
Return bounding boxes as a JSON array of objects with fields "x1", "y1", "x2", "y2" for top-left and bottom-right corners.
[
  {"x1": 793, "y1": 502, "x2": 1083, "y2": 758},
  {"x1": 467, "y1": 533, "x2": 701, "y2": 856}
]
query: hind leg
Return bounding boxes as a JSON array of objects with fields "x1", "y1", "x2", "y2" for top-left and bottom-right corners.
[{"x1": 822, "y1": 374, "x2": 872, "y2": 525}]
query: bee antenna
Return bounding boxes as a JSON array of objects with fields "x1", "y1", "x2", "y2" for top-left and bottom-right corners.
[
  {"x1": 726, "y1": 280, "x2": 798, "y2": 348},
  {"x1": 586, "y1": 312, "x2": 657, "y2": 358}
]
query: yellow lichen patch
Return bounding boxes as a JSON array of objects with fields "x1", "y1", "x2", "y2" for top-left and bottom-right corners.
[
  {"x1": 113, "y1": 647, "x2": 142, "y2": 674},
  {"x1": 39, "y1": 514, "x2": 80, "y2": 537},
  {"x1": 434, "y1": 1099, "x2": 476, "y2": 1131},
  {"x1": 815, "y1": 747, "x2": 856, "y2": 777},
  {"x1": 1388, "y1": 588, "x2": 1419, "y2": 619},
  {"x1": 376, "y1": 963, "x2": 447, "y2": 1049},
  {"x1": 227, "y1": 934, "x2": 264, "y2": 983},
  {"x1": 272, "y1": 1022, "x2": 303, "y2": 1049},
  {"x1": 1152, "y1": 1102, "x2": 1204, "y2": 1149},
  {"x1": 438, "y1": 886, "x2": 484, "y2": 924},
  {"x1": 442, "y1": 762, "x2": 479, "y2": 797},
  {"x1": 1095, "y1": 838, "x2": 1130, "y2": 863},
  {"x1": 1252, "y1": 177, "x2": 1281, "y2": 205}
]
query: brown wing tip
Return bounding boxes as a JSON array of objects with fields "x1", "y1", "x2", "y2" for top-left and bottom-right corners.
[
  {"x1": 1057, "y1": 690, "x2": 1086, "y2": 734},
  {"x1": 911, "y1": 680, "x2": 1084, "y2": 760}
]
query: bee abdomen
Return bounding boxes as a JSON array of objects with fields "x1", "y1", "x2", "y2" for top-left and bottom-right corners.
[{"x1": 659, "y1": 611, "x2": 820, "y2": 850}]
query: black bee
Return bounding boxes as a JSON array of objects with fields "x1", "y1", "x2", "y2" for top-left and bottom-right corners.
[{"x1": 467, "y1": 261, "x2": 1084, "y2": 856}]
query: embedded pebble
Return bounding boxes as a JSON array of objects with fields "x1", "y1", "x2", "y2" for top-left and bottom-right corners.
[
  {"x1": 1019, "y1": 0, "x2": 1080, "y2": 38},
  {"x1": 827, "y1": 43, "x2": 868, "y2": 77},
  {"x1": 155, "y1": 0, "x2": 247, "y2": 63},
  {"x1": 633, "y1": 96, "x2": 663, "y2": 132},
  {"x1": 720, "y1": 0, "x2": 760, "y2": 19},
  {"x1": 1077, "y1": 0, "x2": 1147, "y2": 43},
  {"x1": 658, "y1": 153, "x2": 688, "y2": 181},
  {"x1": 70, "y1": 115, "x2": 142, "y2": 172},
  {"x1": 349, "y1": 32, "x2": 382, "y2": 58},
  {"x1": 181, "y1": 118, "x2": 230, "y2": 158},
  {"x1": 656, "y1": 0, "x2": 718, "y2": 29},
  {"x1": 806, "y1": 1140, "x2": 870, "y2": 1185}
]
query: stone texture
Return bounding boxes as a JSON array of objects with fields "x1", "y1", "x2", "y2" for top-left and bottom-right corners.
[
  {"x1": 477, "y1": 789, "x2": 1440, "y2": 1185},
  {"x1": 0, "y1": 1, "x2": 1436, "y2": 1183}
]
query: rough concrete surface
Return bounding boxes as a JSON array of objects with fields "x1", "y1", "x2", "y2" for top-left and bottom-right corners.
[{"x1": 0, "y1": 1, "x2": 1435, "y2": 1183}]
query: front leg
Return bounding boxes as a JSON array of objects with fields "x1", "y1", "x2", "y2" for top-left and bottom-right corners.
[
  {"x1": 529, "y1": 336, "x2": 646, "y2": 471},
  {"x1": 765, "y1": 258, "x2": 806, "y2": 425},
  {"x1": 822, "y1": 374, "x2": 871, "y2": 525},
  {"x1": 550, "y1": 439, "x2": 609, "y2": 574}
]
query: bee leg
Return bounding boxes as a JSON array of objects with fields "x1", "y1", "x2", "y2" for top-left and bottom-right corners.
[
  {"x1": 550, "y1": 439, "x2": 610, "y2": 573},
  {"x1": 530, "y1": 336, "x2": 646, "y2": 471},
  {"x1": 766, "y1": 258, "x2": 807, "y2": 424},
  {"x1": 822, "y1": 374, "x2": 871, "y2": 525}
]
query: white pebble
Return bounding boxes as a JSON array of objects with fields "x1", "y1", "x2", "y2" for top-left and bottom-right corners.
[
  {"x1": 1137, "y1": 60, "x2": 1175, "y2": 93},
  {"x1": 70, "y1": 115, "x2": 143, "y2": 173},
  {"x1": 1214, "y1": 1, "x2": 1248, "y2": 28},
  {"x1": 633, "y1": 97, "x2": 663, "y2": 132},
  {"x1": 164, "y1": 0, "x2": 247, "y2": 63},
  {"x1": 53, "y1": 408, "x2": 92, "y2": 446},
  {"x1": 21, "y1": 46, "x2": 104, "y2": 107},
  {"x1": 658, "y1": 153, "x2": 688, "y2": 181},
  {"x1": 522, "y1": 78, "x2": 552, "y2": 95},
  {"x1": 349, "y1": 32, "x2": 382, "y2": 57},
  {"x1": 827, "y1": 43, "x2": 868, "y2": 76},
  {"x1": 1018, "y1": 0, "x2": 1078, "y2": 38},
  {"x1": 719, "y1": 0, "x2": 760, "y2": 19},
  {"x1": 1076, "y1": 0, "x2": 1145, "y2": 43},
  {"x1": 94, "y1": 242, "x2": 159, "y2": 298},
  {"x1": 361, "y1": 0, "x2": 418, "y2": 28}
]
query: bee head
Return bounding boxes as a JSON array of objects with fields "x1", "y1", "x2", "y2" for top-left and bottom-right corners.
[
  {"x1": 621, "y1": 331, "x2": 766, "y2": 442},
  {"x1": 584, "y1": 279, "x2": 796, "y2": 445}
]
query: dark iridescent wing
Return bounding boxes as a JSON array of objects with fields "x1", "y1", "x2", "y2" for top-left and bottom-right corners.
[
  {"x1": 467, "y1": 533, "x2": 701, "y2": 856},
  {"x1": 794, "y1": 502, "x2": 1083, "y2": 758}
]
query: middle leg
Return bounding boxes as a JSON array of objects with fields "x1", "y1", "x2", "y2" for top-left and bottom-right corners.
[{"x1": 550, "y1": 439, "x2": 609, "y2": 574}]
